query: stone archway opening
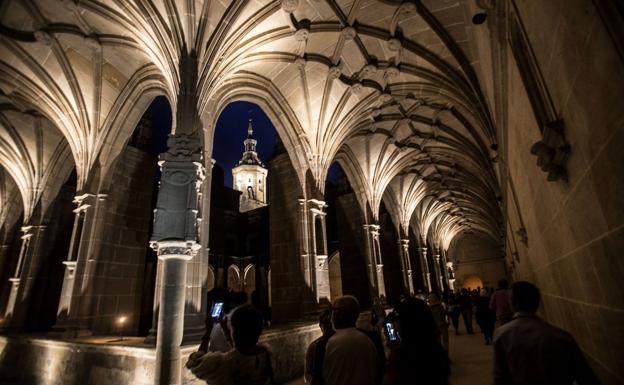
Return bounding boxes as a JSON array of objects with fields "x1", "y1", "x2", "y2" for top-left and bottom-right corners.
[
  {"x1": 209, "y1": 101, "x2": 273, "y2": 317},
  {"x1": 324, "y1": 161, "x2": 372, "y2": 309}
]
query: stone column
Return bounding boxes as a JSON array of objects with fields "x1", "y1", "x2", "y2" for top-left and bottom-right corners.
[
  {"x1": 434, "y1": 253, "x2": 443, "y2": 292},
  {"x1": 55, "y1": 193, "x2": 108, "y2": 334},
  {"x1": 146, "y1": 157, "x2": 209, "y2": 345},
  {"x1": 420, "y1": 247, "x2": 431, "y2": 293},
  {"x1": 149, "y1": 133, "x2": 203, "y2": 385},
  {"x1": 308, "y1": 199, "x2": 330, "y2": 302},
  {"x1": 56, "y1": 195, "x2": 90, "y2": 323},
  {"x1": 4, "y1": 226, "x2": 33, "y2": 318},
  {"x1": 440, "y1": 250, "x2": 450, "y2": 292},
  {"x1": 298, "y1": 199, "x2": 312, "y2": 290},
  {"x1": 398, "y1": 239, "x2": 414, "y2": 295},
  {"x1": 446, "y1": 261, "x2": 455, "y2": 291},
  {"x1": 4, "y1": 225, "x2": 47, "y2": 327},
  {"x1": 363, "y1": 224, "x2": 385, "y2": 299},
  {"x1": 153, "y1": 241, "x2": 195, "y2": 385}
]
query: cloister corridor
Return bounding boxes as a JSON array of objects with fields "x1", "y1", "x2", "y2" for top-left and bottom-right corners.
[{"x1": 0, "y1": 0, "x2": 622, "y2": 384}]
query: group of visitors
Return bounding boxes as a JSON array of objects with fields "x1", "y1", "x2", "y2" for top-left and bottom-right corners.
[
  {"x1": 185, "y1": 280, "x2": 600, "y2": 385},
  {"x1": 445, "y1": 279, "x2": 513, "y2": 345}
]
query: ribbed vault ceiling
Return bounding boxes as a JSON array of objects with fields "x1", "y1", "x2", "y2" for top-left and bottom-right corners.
[{"x1": 0, "y1": 0, "x2": 503, "y2": 251}]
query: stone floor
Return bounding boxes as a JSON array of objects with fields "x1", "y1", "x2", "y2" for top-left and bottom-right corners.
[{"x1": 285, "y1": 320, "x2": 493, "y2": 385}]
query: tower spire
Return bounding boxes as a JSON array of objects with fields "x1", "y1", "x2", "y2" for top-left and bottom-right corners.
[{"x1": 247, "y1": 117, "x2": 254, "y2": 138}]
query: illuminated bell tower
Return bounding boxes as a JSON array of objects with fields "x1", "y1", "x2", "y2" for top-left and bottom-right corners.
[{"x1": 232, "y1": 118, "x2": 268, "y2": 212}]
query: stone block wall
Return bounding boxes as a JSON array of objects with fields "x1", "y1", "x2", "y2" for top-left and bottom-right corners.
[
  {"x1": 501, "y1": 2, "x2": 624, "y2": 383},
  {"x1": 268, "y1": 153, "x2": 315, "y2": 322},
  {"x1": 0, "y1": 322, "x2": 320, "y2": 385},
  {"x1": 88, "y1": 147, "x2": 157, "y2": 334},
  {"x1": 448, "y1": 233, "x2": 507, "y2": 289}
]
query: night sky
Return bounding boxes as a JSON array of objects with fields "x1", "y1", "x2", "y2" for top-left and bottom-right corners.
[
  {"x1": 213, "y1": 101, "x2": 277, "y2": 187},
  {"x1": 149, "y1": 98, "x2": 339, "y2": 187}
]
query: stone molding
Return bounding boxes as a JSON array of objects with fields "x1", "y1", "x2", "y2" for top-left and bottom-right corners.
[
  {"x1": 151, "y1": 240, "x2": 197, "y2": 261},
  {"x1": 508, "y1": 3, "x2": 569, "y2": 182}
]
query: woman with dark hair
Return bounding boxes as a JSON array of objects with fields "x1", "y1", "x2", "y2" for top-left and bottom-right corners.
[{"x1": 383, "y1": 298, "x2": 450, "y2": 385}]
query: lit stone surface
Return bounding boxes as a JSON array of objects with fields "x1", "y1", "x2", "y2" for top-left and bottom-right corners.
[
  {"x1": 0, "y1": 323, "x2": 320, "y2": 385},
  {"x1": 0, "y1": 1, "x2": 621, "y2": 384}
]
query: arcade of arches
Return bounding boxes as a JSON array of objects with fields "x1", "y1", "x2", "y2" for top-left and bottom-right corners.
[{"x1": 0, "y1": 1, "x2": 622, "y2": 384}]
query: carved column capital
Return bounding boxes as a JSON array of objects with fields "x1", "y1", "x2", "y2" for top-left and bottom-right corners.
[{"x1": 151, "y1": 240, "x2": 198, "y2": 261}]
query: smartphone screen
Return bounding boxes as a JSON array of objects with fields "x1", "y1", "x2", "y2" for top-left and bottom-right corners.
[
  {"x1": 385, "y1": 321, "x2": 398, "y2": 341},
  {"x1": 211, "y1": 302, "x2": 224, "y2": 318}
]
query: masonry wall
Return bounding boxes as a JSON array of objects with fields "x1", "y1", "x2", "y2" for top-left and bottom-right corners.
[
  {"x1": 0, "y1": 322, "x2": 320, "y2": 385},
  {"x1": 501, "y1": 1, "x2": 624, "y2": 383},
  {"x1": 268, "y1": 153, "x2": 314, "y2": 322},
  {"x1": 448, "y1": 233, "x2": 507, "y2": 289},
  {"x1": 88, "y1": 147, "x2": 157, "y2": 334}
]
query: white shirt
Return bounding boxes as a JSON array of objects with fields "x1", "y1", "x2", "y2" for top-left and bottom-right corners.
[{"x1": 323, "y1": 328, "x2": 378, "y2": 385}]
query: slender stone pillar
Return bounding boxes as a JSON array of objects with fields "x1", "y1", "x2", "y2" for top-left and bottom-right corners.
[
  {"x1": 434, "y1": 253, "x2": 443, "y2": 292},
  {"x1": 447, "y1": 261, "x2": 455, "y2": 291},
  {"x1": 398, "y1": 239, "x2": 414, "y2": 295},
  {"x1": 149, "y1": 132, "x2": 203, "y2": 385},
  {"x1": 8, "y1": 225, "x2": 48, "y2": 328},
  {"x1": 56, "y1": 195, "x2": 91, "y2": 323},
  {"x1": 4, "y1": 227, "x2": 30, "y2": 318},
  {"x1": 5, "y1": 225, "x2": 46, "y2": 325},
  {"x1": 440, "y1": 250, "x2": 450, "y2": 292},
  {"x1": 363, "y1": 224, "x2": 385, "y2": 299},
  {"x1": 308, "y1": 199, "x2": 330, "y2": 302},
  {"x1": 146, "y1": 157, "x2": 209, "y2": 345},
  {"x1": 420, "y1": 247, "x2": 431, "y2": 292},
  {"x1": 298, "y1": 199, "x2": 312, "y2": 290},
  {"x1": 55, "y1": 193, "x2": 108, "y2": 334},
  {"x1": 153, "y1": 241, "x2": 194, "y2": 385}
]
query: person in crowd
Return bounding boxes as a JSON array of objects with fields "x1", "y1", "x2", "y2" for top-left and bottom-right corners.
[
  {"x1": 322, "y1": 295, "x2": 381, "y2": 385},
  {"x1": 383, "y1": 297, "x2": 450, "y2": 385},
  {"x1": 446, "y1": 293, "x2": 461, "y2": 335},
  {"x1": 475, "y1": 288, "x2": 495, "y2": 344},
  {"x1": 490, "y1": 279, "x2": 513, "y2": 327},
  {"x1": 428, "y1": 293, "x2": 449, "y2": 350},
  {"x1": 186, "y1": 304, "x2": 275, "y2": 385},
  {"x1": 459, "y1": 288, "x2": 474, "y2": 334},
  {"x1": 493, "y1": 281, "x2": 599, "y2": 385},
  {"x1": 197, "y1": 287, "x2": 230, "y2": 353},
  {"x1": 304, "y1": 309, "x2": 335, "y2": 384}
]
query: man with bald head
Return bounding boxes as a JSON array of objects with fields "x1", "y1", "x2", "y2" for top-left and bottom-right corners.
[{"x1": 321, "y1": 295, "x2": 380, "y2": 385}]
